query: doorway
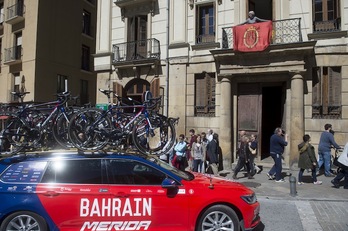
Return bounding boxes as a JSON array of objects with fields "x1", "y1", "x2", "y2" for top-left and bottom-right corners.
[
  {"x1": 237, "y1": 83, "x2": 284, "y2": 160},
  {"x1": 248, "y1": 0, "x2": 273, "y2": 20},
  {"x1": 127, "y1": 16, "x2": 148, "y2": 60},
  {"x1": 260, "y1": 86, "x2": 284, "y2": 159}
]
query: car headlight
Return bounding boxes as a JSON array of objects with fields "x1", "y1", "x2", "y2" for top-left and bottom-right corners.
[{"x1": 241, "y1": 193, "x2": 257, "y2": 204}]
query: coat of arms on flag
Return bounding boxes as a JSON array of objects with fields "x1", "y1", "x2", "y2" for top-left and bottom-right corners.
[{"x1": 233, "y1": 21, "x2": 273, "y2": 52}]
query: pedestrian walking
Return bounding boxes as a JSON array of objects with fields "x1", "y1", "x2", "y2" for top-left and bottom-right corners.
[
  {"x1": 331, "y1": 142, "x2": 348, "y2": 189},
  {"x1": 233, "y1": 135, "x2": 253, "y2": 179},
  {"x1": 249, "y1": 134, "x2": 261, "y2": 174},
  {"x1": 206, "y1": 133, "x2": 219, "y2": 176},
  {"x1": 297, "y1": 134, "x2": 322, "y2": 185},
  {"x1": 318, "y1": 124, "x2": 341, "y2": 177},
  {"x1": 267, "y1": 127, "x2": 288, "y2": 182}
]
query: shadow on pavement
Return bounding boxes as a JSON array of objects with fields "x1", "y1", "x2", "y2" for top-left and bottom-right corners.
[{"x1": 253, "y1": 221, "x2": 265, "y2": 231}]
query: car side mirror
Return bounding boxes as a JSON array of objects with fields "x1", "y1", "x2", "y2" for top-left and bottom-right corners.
[{"x1": 161, "y1": 178, "x2": 177, "y2": 189}]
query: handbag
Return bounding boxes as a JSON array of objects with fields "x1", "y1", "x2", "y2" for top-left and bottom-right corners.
[
  {"x1": 249, "y1": 146, "x2": 257, "y2": 155},
  {"x1": 176, "y1": 155, "x2": 183, "y2": 162}
]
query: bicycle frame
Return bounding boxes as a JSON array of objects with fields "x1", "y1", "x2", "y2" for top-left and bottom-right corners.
[{"x1": 92, "y1": 104, "x2": 155, "y2": 135}]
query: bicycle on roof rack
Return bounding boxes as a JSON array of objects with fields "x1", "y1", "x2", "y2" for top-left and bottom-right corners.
[
  {"x1": 0, "y1": 92, "x2": 80, "y2": 154},
  {"x1": 68, "y1": 89, "x2": 178, "y2": 156}
]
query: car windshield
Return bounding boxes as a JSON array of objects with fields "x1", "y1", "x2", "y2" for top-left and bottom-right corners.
[{"x1": 146, "y1": 155, "x2": 194, "y2": 181}]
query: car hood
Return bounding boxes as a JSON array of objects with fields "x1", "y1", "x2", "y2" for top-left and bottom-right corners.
[{"x1": 186, "y1": 172, "x2": 254, "y2": 193}]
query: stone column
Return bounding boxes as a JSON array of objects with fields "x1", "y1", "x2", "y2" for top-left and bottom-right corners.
[
  {"x1": 219, "y1": 77, "x2": 232, "y2": 170},
  {"x1": 290, "y1": 72, "x2": 305, "y2": 169}
]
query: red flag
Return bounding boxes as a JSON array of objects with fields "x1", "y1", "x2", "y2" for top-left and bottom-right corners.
[{"x1": 233, "y1": 21, "x2": 273, "y2": 52}]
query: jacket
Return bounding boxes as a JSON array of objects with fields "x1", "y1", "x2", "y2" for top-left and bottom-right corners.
[
  {"x1": 338, "y1": 142, "x2": 348, "y2": 167},
  {"x1": 206, "y1": 139, "x2": 219, "y2": 164},
  {"x1": 298, "y1": 142, "x2": 318, "y2": 169}
]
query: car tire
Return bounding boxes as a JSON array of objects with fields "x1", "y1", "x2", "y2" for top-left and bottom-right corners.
[
  {"x1": 0, "y1": 211, "x2": 48, "y2": 231},
  {"x1": 197, "y1": 205, "x2": 240, "y2": 231}
]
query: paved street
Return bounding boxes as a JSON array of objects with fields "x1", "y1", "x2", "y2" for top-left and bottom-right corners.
[{"x1": 225, "y1": 163, "x2": 348, "y2": 231}]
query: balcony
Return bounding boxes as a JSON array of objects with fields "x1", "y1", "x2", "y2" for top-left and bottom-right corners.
[
  {"x1": 112, "y1": 38, "x2": 160, "y2": 67},
  {"x1": 313, "y1": 18, "x2": 340, "y2": 33},
  {"x1": 4, "y1": 45, "x2": 22, "y2": 64},
  {"x1": 113, "y1": 0, "x2": 155, "y2": 7},
  {"x1": 5, "y1": 3, "x2": 25, "y2": 24},
  {"x1": 308, "y1": 18, "x2": 347, "y2": 40},
  {"x1": 222, "y1": 18, "x2": 302, "y2": 49}
]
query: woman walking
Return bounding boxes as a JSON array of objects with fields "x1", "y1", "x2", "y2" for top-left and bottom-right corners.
[{"x1": 298, "y1": 134, "x2": 322, "y2": 185}]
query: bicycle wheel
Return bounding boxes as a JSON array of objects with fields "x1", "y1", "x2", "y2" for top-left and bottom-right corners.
[
  {"x1": 53, "y1": 108, "x2": 79, "y2": 149},
  {"x1": 0, "y1": 113, "x2": 33, "y2": 154},
  {"x1": 68, "y1": 108, "x2": 112, "y2": 151},
  {"x1": 132, "y1": 114, "x2": 176, "y2": 155}
]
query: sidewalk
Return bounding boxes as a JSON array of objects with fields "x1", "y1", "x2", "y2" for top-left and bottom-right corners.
[
  {"x1": 225, "y1": 165, "x2": 348, "y2": 201},
  {"x1": 224, "y1": 165, "x2": 348, "y2": 231}
]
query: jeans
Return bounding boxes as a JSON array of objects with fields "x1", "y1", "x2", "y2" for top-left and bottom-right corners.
[
  {"x1": 318, "y1": 151, "x2": 332, "y2": 176},
  {"x1": 298, "y1": 167, "x2": 317, "y2": 183},
  {"x1": 269, "y1": 153, "x2": 282, "y2": 181},
  {"x1": 193, "y1": 159, "x2": 203, "y2": 172},
  {"x1": 332, "y1": 163, "x2": 348, "y2": 188}
]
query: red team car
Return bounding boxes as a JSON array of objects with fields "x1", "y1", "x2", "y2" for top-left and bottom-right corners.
[{"x1": 0, "y1": 152, "x2": 260, "y2": 231}]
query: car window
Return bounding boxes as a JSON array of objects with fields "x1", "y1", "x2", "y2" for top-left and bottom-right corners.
[
  {"x1": 107, "y1": 159, "x2": 166, "y2": 185},
  {"x1": 0, "y1": 161, "x2": 47, "y2": 183},
  {"x1": 41, "y1": 159, "x2": 105, "y2": 184}
]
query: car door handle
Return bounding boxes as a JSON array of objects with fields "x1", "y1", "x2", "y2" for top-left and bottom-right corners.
[
  {"x1": 43, "y1": 191, "x2": 60, "y2": 197},
  {"x1": 114, "y1": 192, "x2": 130, "y2": 198}
]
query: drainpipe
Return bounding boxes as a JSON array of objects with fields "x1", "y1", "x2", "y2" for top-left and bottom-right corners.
[{"x1": 165, "y1": 0, "x2": 170, "y2": 116}]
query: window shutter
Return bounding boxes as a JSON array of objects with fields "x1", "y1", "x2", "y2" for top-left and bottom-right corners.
[
  {"x1": 113, "y1": 82, "x2": 123, "y2": 104},
  {"x1": 328, "y1": 66, "x2": 341, "y2": 106},
  {"x1": 196, "y1": 75, "x2": 206, "y2": 107},
  {"x1": 150, "y1": 78, "x2": 160, "y2": 97}
]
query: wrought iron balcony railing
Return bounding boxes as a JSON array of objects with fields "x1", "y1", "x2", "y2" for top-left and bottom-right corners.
[
  {"x1": 4, "y1": 45, "x2": 22, "y2": 63},
  {"x1": 313, "y1": 18, "x2": 341, "y2": 33},
  {"x1": 222, "y1": 18, "x2": 302, "y2": 49},
  {"x1": 312, "y1": 104, "x2": 341, "y2": 119},
  {"x1": 112, "y1": 38, "x2": 160, "y2": 63},
  {"x1": 196, "y1": 34, "x2": 215, "y2": 44}
]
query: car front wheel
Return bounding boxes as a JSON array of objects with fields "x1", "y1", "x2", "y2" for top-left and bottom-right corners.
[
  {"x1": 0, "y1": 211, "x2": 47, "y2": 231},
  {"x1": 197, "y1": 205, "x2": 240, "y2": 231}
]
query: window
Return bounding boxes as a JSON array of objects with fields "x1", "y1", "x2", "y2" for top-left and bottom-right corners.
[
  {"x1": 107, "y1": 159, "x2": 166, "y2": 185},
  {"x1": 127, "y1": 16, "x2": 147, "y2": 60},
  {"x1": 14, "y1": 32, "x2": 22, "y2": 60},
  {"x1": 196, "y1": 4, "x2": 215, "y2": 44},
  {"x1": 195, "y1": 72, "x2": 216, "y2": 117},
  {"x1": 312, "y1": 66, "x2": 341, "y2": 119},
  {"x1": 57, "y1": 74, "x2": 68, "y2": 93},
  {"x1": 13, "y1": 72, "x2": 20, "y2": 101},
  {"x1": 313, "y1": 0, "x2": 340, "y2": 32},
  {"x1": 80, "y1": 79, "x2": 89, "y2": 105},
  {"x1": 81, "y1": 45, "x2": 90, "y2": 71},
  {"x1": 41, "y1": 159, "x2": 104, "y2": 184},
  {"x1": 82, "y1": 10, "x2": 91, "y2": 36},
  {"x1": 0, "y1": 2, "x2": 4, "y2": 23},
  {"x1": 0, "y1": 162, "x2": 47, "y2": 183}
]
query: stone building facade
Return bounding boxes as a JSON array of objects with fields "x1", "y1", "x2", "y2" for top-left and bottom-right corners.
[
  {"x1": 0, "y1": 0, "x2": 97, "y2": 105},
  {"x1": 94, "y1": 0, "x2": 348, "y2": 169}
]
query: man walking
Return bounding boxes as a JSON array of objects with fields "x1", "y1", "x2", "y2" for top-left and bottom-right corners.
[
  {"x1": 318, "y1": 124, "x2": 341, "y2": 177},
  {"x1": 267, "y1": 127, "x2": 288, "y2": 182}
]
